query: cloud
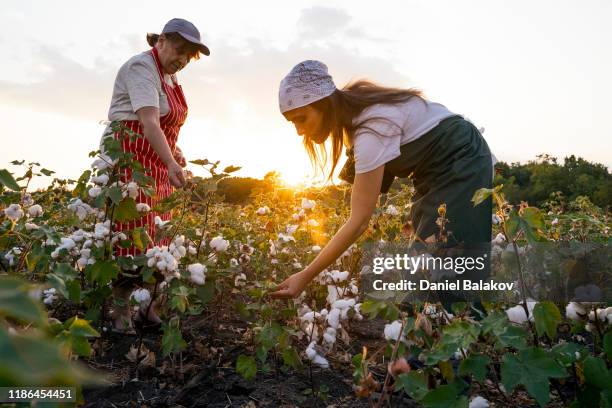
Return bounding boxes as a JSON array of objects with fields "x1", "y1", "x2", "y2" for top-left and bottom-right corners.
[
  {"x1": 0, "y1": 6, "x2": 410, "y2": 132},
  {"x1": 297, "y1": 6, "x2": 352, "y2": 39}
]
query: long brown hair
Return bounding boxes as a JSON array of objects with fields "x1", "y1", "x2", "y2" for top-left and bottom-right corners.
[{"x1": 296, "y1": 80, "x2": 424, "y2": 180}]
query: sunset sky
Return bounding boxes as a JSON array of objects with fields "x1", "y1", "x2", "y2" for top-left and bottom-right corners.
[{"x1": 1, "y1": 0, "x2": 610, "y2": 188}]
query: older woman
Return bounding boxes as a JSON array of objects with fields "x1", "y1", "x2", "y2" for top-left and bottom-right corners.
[
  {"x1": 271, "y1": 60, "x2": 493, "y2": 302},
  {"x1": 105, "y1": 18, "x2": 209, "y2": 332}
]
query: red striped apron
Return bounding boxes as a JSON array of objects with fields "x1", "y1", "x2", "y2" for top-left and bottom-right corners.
[{"x1": 114, "y1": 47, "x2": 188, "y2": 256}]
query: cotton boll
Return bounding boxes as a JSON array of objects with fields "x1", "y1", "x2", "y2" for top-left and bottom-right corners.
[
  {"x1": 311, "y1": 245, "x2": 321, "y2": 253},
  {"x1": 312, "y1": 354, "x2": 329, "y2": 368},
  {"x1": 332, "y1": 298, "x2": 356, "y2": 310},
  {"x1": 4, "y1": 204, "x2": 24, "y2": 222},
  {"x1": 505, "y1": 301, "x2": 537, "y2": 324},
  {"x1": 327, "y1": 308, "x2": 341, "y2": 329},
  {"x1": 286, "y1": 224, "x2": 298, "y2": 235},
  {"x1": 277, "y1": 233, "x2": 295, "y2": 243},
  {"x1": 307, "y1": 219, "x2": 319, "y2": 227},
  {"x1": 492, "y1": 214, "x2": 501, "y2": 225},
  {"x1": 190, "y1": 270, "x2": 206, "y2": 285},
  {"x1": 209, "y1": 236, "x2": 230, "y2": 252},
  {"x1": 323, "y1": 327, "x2": 337, "y2": 344},
  {"x1": 256, "y1": 206, "x2": 269, "y2": 215},
  {"x1": 305, "y1": 342, "x2": 317, "y2": 360},
  {"x1": 492, "y1": 233, "x2": 506, "y2": 245},
  {"x1": 136, "y1": 203, "x2": 151, "y2": 212},
  {"x1": 234, "y1": 273, "x2": 247, "y2": 287},
  {"x1": 126, "y1": 182, "x2": 139, "y2": 199},
  {"x1": 301, "y1": 198, "x2": 315, "y2": 210},
  {"x1": 384, "y1": 320, "x2": 404, "y2": 341},
  {"x1": 25, "y1": 222, "x2": 39, "y2": 231},
  {"x1": 566, "y1": 302, "x2": 586, "y2": 320},
  {"x1": 385, "y1": 205, "x2": 399, "y2": 216},
  {"x1": 130, "y1": 288, "x2": 151, "y2": 305},
  {"x1": 21, "y1": 194, "x2": 34, "y2": 207},
  {"x1": 27, "y1": 204, "x2": 43, "y2": 218},
  {"x1": 326, "y1": 285, "x2": 339, "y2": 305},
  {"x1": 469, "y1": 396, "x2": 489, "y2": 408},
  {"x1": 154, "y1": 216, "x2": 169, "y2": 229},
  {"x1": 330, "y1": 270, "x2": 349, "y2": 283},
  {"x1": 88, "y1": 186, "x2": 102, "y2": 198},
  {"x1": 187, "y1": 263, "x2": 207, "y2": 275},
  {"x1": 91, "y1": 174, "x2": 110, "y2": 185}
]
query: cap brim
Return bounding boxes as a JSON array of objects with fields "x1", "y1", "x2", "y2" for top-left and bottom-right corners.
[{"x1": 177, "y1": 32, "x2": 210, "y2": 56}]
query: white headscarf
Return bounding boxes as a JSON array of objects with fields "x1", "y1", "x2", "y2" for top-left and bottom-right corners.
[{"x1": 279, "y1": 60, "x2": 337, "y2": 113}]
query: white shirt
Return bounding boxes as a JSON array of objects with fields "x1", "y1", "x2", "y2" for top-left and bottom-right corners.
[
  {"x1": 107, "y1": 51, "x2": 176, "y2": 121},
  {"x1": 100, "y1": 51, "x2": 177, "y2": 149},
  {"x1": 351, "y1": 98, "x2": 457, "y2": 173}
]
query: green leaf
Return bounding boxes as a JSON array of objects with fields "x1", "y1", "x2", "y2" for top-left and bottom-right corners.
[
  {"x1": 497, "y1": 324, "x2": 528, "y2": 350},
  {"x1": 132, "y1": 227, "x2": 151, "y2": 251},
  {"x1": 222, "y1": 165, "x2": 241, "y2": 174},
  {"x1": 582, "y1": 356, "x2": 612, "y2": 390},
  {"x1": 73, "y1": 170, "x2": 92, "y2": 199},
  {"x1": 395, "y1": 371, "x2": 429, "y2": 400},
  {"x1": 236, "y1": 355, "x2": 257, "y2": 380},
  {"x1": 153, "y1": 191, "x2": 183, "y2": 213},
  {"x1": 0, "y1": 329, "x2": 101, "y2": 386},
  {"x1": 533, "y1": 301, "x2": 561, "y2": 340},
  {"x1": 459, "y1": 354, "x2": 490, "y2": 382},
  {"x1": 161, "y1": 324, "x2": 187, "y2": 356},
  {"x1": 258, "y1": 322, "x2": 283, "y2": 349},
  {"x1": 421, "y1": 384, "x2": 468, "y2": 408},
  {"x1": 551, "y1": 341, "x2": 585, "y2": 366},
  {"x1": 604, "y1": 332, "x2": 612, "y2": 362},
  {"x1": 107, "y1": 186, "x2": 123, "y2": 205},
  {"x1": 68, "y1": 317, "x2": 100, "y2": 338},
  {"x1": 0, "y1": 277, "x2": 46, "y2": 326},
  {"x1": 54, "y1": 263, "x2": 79, "y2": 281},
  {"x1": 501, "y1": 347, "x2": 568, "y2": 407},
  {"x1": 70, "y1": 336, "x2": 92, "y2": 357},
  {"x1": 66, "y1": 280, "x2": 81, "y2": 303},
  {"x1": 114, "y1": 198, "x2": 140, "y2": 222},
  {"x1": 40, "y1": 168, "x2": 55, "y2": 177},
  {"x1": 196, "y1": 280, "x2": 215, "y2": 304},
  {"x1": 190, "y1": 159, "x2": 210, "y2": 166},
  {"x1": 471, "y1": 187, "x2": 493, "y2": 207},
  {"x1": 521, "y1": 207, "x2": 545, "y2": 230},
  {"x1": 87, "y1": 261, "x2": 120, "y2": 286},
  {"x1": 0, "y1": 169, "x2": 21, "y2": 191},
  {"x1": 505, "y1": 211, "x2": 521, "y2": 240},
  {"x1": 282, "y1": 347, "x2": 302, "y2": 368}
]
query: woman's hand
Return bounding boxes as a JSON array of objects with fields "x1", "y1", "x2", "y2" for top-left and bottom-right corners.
[
  {"x1": 173, "y1": 146, "x2": 187, "y2": 168},
  {"x1": 269, "y1": 270, "x2": 311, "y2": 299},
  {"x1": 167, "y1": 160, "x2": 186, "y2": 188}
]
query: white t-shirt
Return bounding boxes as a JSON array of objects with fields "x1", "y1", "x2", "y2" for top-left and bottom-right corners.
[
  {"x1": 107, "y1": 51, "x2": 176, "y2": 121},
  {"x1": 351, "y1": 98, "x2": 457, "y2": 173}
]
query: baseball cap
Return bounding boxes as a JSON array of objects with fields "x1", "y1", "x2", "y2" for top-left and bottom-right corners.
[{"x1": 162, "y1": 18, "x2": 210, "y2": 56}]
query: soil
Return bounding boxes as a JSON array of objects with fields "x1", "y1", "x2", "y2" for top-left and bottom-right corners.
[{"x1": 76, "y1": 309, "x2": 568, "y2": 408}]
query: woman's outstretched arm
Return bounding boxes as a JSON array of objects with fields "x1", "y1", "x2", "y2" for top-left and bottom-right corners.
[{"x1": 270, "y1": 164, "x2": 385, "y2": 299}]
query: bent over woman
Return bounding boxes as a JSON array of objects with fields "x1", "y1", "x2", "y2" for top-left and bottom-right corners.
[{"x1": 271, "y1": 60, "x2": 493, "y2": 301}]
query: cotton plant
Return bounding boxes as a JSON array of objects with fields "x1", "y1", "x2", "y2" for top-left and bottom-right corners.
[{"x1": 505, "y1": 300, "x2": 538, "y2": 324}]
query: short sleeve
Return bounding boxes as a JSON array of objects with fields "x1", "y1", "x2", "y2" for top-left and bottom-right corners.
[
  {"x1": 126, "y1": 59, "x2": 160, "y2": 113},
  {"x1": 353, "y1": 131, "x2": 401, "y2": 173},
  {"x1": 352, "y1": 104, "x2": 405, "y2": 173}
]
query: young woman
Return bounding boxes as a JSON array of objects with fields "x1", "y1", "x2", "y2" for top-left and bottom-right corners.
[
  {"x1": 271, "y1": 60, "x2": 493, "y2": 299},
  {"x1": 104, "y1": 18, "x2": 209, "y2": 332}
]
